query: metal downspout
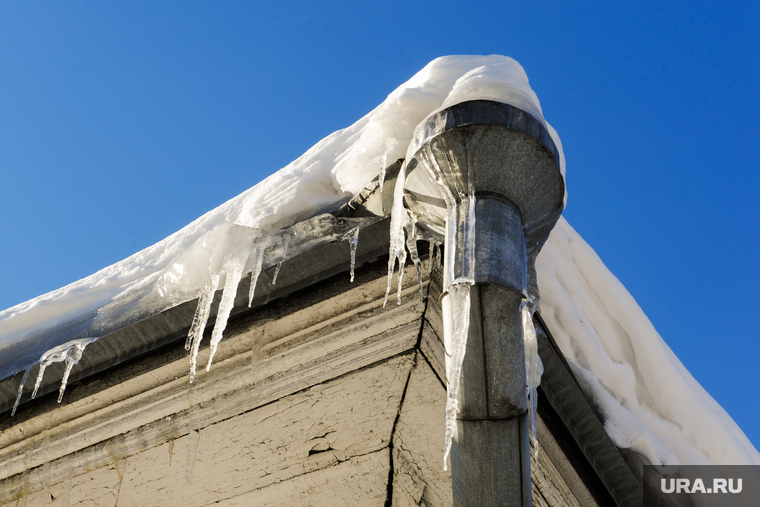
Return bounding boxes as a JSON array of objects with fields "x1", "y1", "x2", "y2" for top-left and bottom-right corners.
[{"x1": 401, "y1": 100, "x2": 565, "y2": 506}]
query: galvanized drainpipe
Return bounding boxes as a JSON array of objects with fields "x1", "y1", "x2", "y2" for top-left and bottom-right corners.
[{"x1": 402, "y1": 100, "x2": 565, "y2": 506}]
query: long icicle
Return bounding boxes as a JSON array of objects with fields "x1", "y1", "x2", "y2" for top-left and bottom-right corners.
[
  {"x1": 384, "y1": 161, "x2": 409, "y2": 308},
  {"x1": 58, "y1": 344, "x2": 86, "y2": 403},
  {"x1": 186, "y1": 263, "x2": 219, "y2": 351},
  {"x1": 206, "y1": 256, "x2": 245, "y2": 372},
  {"x1": 404, "y1": 212, "x2": 424, "y2": 301},
  {"x1": 443, "y1": 283, "x2": 472, "y2": 471},
  {"x1": 189, "y1": 272, "x2": 220, "y2": 383}
]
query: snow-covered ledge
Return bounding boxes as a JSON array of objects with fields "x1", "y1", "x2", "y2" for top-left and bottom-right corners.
[{"x1": 401, "y1": 100, "x2": 565, "y2": 506}]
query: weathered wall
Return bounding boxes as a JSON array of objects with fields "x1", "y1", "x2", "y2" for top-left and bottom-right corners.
[
  {"x1": 0, "y1": 260, "x2": 442, "y2": 506},
  {"x1": 1, "y1": 258, "x2": 605, "y2": 507}
]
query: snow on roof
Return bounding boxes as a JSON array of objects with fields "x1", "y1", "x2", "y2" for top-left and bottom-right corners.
[
  {"x1": 538, "y1": 218, "x2": 760, "y2": 469},
  {"x1": 1, "y1": 55, "x2": 756, "y2": 471}
]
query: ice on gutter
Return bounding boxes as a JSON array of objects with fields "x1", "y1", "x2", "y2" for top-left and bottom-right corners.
[
  {"x1": 11, "y1": 337, "x2": 99, "y2": 416},
  {"x1": 0, "y1": 55, "x2": 756, "y2": 477}
]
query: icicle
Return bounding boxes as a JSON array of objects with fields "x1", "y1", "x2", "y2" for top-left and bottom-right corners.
[
  {"x1": 404, "y1": 211, "x2": 425, "y2": 301},
  {"x1": 395, "y1": 252, "x2": 407, "y2": 306},
  {"x1": 206, "y1": 255, "x2": 245, "y2": 372},
  {"x1": 189, "y1": 272, "x2": 220, "y2": 383},
  {"x1": 343, "y1": 227, "x2": 360, "y2": 282},
  {"x1": 383, "y1": 263, "x2": 395, "y2": 309},
  {"x1": 376, "y1": 137, "x2": 399, "y2": 193},
  {"x1": 247, "y1": 244, "x2": 265, "y2": 307},
  {"x1": 58, "y1": 343, "x2": 87, "y2": 402},
  {"x1": 384, "y1": 238, "x2": 406, "y2": 307},
  {"x1": 522, "y1": 302, "x2": 543, "y2": 460},
  {"x1": 185, "y1": 429, "x2": 200, "y2": 485},
  {"x1": 443, "y1": 283, "x2": 472, "y2": 471},
  {"x1": 31, "y1": 363, "x2": 47, "y2": 400},
  {"x1": 384, "y1": 161, "x2": 410, "y2": 308},
  {"x1": 11, "y1": 368, "x2": 30, "y2": 416},
  {"x1": 272, "y1": 262, "x2": 283, "y2": 285},
  {"x1": 185, "y1": 265, "x2": 220, "y2": 351},
  {"x1": 272, "y1": 234, "x2": 290, "y2": 286}
]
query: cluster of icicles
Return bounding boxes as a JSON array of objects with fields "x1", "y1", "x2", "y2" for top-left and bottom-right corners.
[
  {"x1": 11, "y1": 213, "x2": 374, "y2": 415},
  {"x1": 11, "y1": 160, "x2": 543, "y2": 477},
  {"x1": 177, "y1": 215, "x2": 376, "y2": 383}
]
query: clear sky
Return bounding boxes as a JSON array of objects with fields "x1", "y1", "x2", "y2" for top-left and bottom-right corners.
[{"x1": 1, "y1": 2, "x2": 758, "y2": 450}]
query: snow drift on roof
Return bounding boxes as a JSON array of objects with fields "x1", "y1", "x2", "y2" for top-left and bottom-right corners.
[{"x1": 538, "y1": 217, "x2": 760, "y2": 468}]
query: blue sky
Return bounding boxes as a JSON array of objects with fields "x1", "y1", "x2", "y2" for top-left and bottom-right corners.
[{"x1": 1, "y1": 2, "x2": 758, "y2": 449}]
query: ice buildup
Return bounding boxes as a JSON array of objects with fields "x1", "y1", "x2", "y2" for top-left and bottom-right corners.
[
  {"x1": 522, "y1": 302, "x2": 543, "y2": 459},
  {"x1": 442, "y1": 283, "x2": 473, "y2": 471},
  {"x1": 26, "y1": 337, "x2": 100, "y2": 405}
]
